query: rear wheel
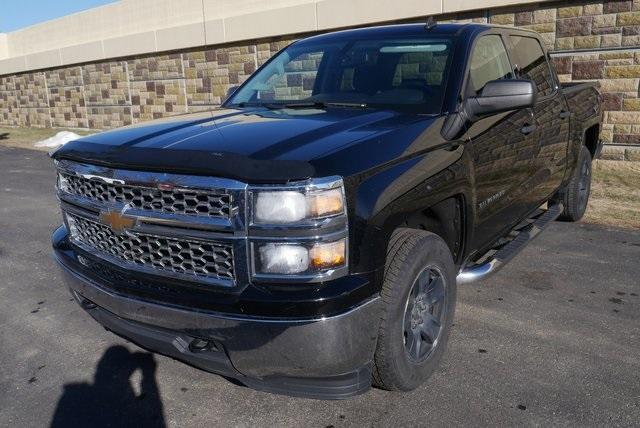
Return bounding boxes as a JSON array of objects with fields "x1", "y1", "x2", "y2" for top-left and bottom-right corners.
[
  {"x1": 559, "y1": 145, "x2": 592, "y2": 222},
  {"x1": 373, "y1": 229, "x2": 456, "y2": 391}
]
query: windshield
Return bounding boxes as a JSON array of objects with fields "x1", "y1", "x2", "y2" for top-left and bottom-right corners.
[{"x1": 227, "y1": 36, "x2": 454, "y2": 114}]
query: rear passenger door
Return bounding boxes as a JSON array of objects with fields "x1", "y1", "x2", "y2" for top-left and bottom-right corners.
[
  {"x1": 507, "y1": 35, "x2": 570, "y2": 207},
  {"x1": 464, "y1": 34, "x2": 539, "y2": 249}
]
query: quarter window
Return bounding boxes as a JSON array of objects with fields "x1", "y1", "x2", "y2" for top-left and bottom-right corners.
[
  {"x1": 468, "y1": 35, "x2": 513, "y2": 95},
  {"x1": 509, "y1": 36, "x2": 554, "y2": 97}
]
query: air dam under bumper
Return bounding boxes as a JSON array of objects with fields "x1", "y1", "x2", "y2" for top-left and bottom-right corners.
[{"x1": 55, "y1": 248, "x2": 381, "y2": 400}]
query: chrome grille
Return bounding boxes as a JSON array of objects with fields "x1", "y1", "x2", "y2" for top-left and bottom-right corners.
[
  {"x1": 67, "y1": 213, "x2": 234, "y2": 281},
  {"x1": 60, "y1": 172, "x2": 232, "y2": 218}
]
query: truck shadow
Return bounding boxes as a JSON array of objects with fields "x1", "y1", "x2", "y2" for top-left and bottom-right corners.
[{"x1": 50, "y1": 345, "x2": 166, "y2": 428}]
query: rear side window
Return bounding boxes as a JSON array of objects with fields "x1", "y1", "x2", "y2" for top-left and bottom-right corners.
[
  {"x1": 509, "y1": 36, "x2": 554, "y2": 97},
  {"x1": 468, "y1": 35, "x2": 513, "y2": 95}
]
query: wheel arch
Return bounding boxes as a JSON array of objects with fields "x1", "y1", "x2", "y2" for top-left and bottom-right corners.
[
  {"x1": 354, "y1": 191, "x2": 469, "y2": 277},
  {"x1": 584, "y1": 124, "x2": 600, "y2": 158},
  {"x1": 399, "y1": 195, "x2": 465, "y2": 265}
]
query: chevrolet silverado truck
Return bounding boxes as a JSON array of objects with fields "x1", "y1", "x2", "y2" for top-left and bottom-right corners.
[{"x1": 52, "y1": 23, "x2": 602, "y2": 399}]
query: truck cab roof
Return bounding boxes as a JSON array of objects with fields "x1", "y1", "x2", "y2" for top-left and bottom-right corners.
[{"x1": 296, "y1": 22, "x2": 541, "y2": 45}]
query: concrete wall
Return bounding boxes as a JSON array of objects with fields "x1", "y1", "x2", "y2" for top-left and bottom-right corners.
[
  {"x1": 0, "y1": 0, "x2": 553, "y2": 75},
  {"x1": 0, "y1": 34, "x2": 8, "y2": 60},
  {"x1": 1, "y1": 0, "x2": 640, "y2": 160}
]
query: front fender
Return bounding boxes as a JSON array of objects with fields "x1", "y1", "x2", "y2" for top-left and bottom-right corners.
[{"x1": 346, "y1": 144, "x2": 474, "y2": 280}]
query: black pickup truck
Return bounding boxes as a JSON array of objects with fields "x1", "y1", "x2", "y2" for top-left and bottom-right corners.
[{"x1": 52, "y1": 23, "x2": 602, "y2": 399}]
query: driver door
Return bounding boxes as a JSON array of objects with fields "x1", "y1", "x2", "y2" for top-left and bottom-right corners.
[{"x1": 464, "y1": 34, "x2": 540, "y2": 250}]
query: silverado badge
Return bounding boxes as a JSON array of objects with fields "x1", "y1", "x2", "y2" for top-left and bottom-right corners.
[{"x1": 98, "y1": 210, "x2": 136, "y2": 233}]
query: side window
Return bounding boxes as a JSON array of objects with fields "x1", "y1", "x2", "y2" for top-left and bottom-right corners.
[
  {"x1": 468, "y1": 35, "x2": 513, "y2": 95},
  {"x1": 509, "y1": 36, "x2": 554, "y2": 97}
]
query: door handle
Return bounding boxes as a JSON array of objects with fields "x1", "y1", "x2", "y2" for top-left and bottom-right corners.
[
  {"x1": 520, "y1": 124, "x2": 536, "y2": 135},
  {"x1": 559, "y1": 110, "x2": 570, "y2": 119}
]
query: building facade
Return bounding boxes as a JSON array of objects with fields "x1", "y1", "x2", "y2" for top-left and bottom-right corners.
[{"x1": 1, "y1": 0, "x2": 640, "y2": 159}]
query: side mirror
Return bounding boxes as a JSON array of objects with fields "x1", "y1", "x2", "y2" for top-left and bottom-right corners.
[
  {"x1": 225, "y1": 85, "x2": 240, "y2": 102},
  {"x1": 465, "y1": 79, "x2": 537, "y2": 120},
  {"x1": 441, "y1": 79, "x2": 536, "y2": 140}
]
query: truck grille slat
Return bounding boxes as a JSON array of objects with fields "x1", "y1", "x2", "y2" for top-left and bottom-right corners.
[
  {"x1": 67, "y1": 213, "x2": 235, "y2": 281},
  {"x1": 60, "y1": 172, "x2": 232, "y2": 218}
]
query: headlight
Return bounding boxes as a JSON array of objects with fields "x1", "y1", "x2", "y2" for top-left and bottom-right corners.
[
  {"x1": 64, "y1": 212, "x2": 80, "y2": 239},
  {"x1": 250, "y1": 176, "x2": 348, "y2": 281},
  {"x1": 257, "y1": 243, "x2": 309, "y2": 274},
  {"x1": 254, "y1": 238, "x2": 346, "y2": 276},
  {"x1": 57, "y1": 172, "x2": 71, "y2": 193},
  {"x1": 251, "y1": 178, "x2": 345, "y2": 225}
]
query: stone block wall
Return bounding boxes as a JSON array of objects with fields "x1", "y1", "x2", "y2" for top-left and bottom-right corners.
[
  {"x1": 0, "y1": 0, "x2": 640, "y2": 156},
  {"x1": 484, "y1": 0, "x2": 640, "y2": 149}
]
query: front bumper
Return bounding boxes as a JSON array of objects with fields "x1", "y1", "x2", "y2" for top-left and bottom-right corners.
[{"x1": 54, "y1": 237, "x2": 381, "y2": 399}]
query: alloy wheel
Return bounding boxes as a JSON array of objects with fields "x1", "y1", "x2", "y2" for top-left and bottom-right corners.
[
  {"x1": 402, "y1": 265, "x2": 447, "y2": 362},
  {"x1": 578, "y1": 157, "x2": 591, "y2": 212}
]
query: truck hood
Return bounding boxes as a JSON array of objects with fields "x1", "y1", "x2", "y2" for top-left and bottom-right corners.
[{"x1": 53, "y1": 107, "x2": 438, "y2": 182}]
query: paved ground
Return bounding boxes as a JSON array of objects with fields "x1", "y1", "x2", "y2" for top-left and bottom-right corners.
[{"x1": 1, "y1": 145, "x2": 639, "y2": 427}]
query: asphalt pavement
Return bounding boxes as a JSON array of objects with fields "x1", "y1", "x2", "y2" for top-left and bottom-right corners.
[{"x1": 1, "y1": 145, "x2": 639, "y2": 427}]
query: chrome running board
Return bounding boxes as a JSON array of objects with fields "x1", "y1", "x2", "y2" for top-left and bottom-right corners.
[{"x1": 456, "y1": 203, "x2": 564, "y2": 284}]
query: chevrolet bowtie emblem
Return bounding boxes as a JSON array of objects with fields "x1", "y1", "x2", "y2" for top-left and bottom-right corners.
[{"x1": 99, "y1": 210, "x2": 136, "y2": 233}]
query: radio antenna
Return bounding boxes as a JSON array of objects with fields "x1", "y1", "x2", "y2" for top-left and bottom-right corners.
[{"x1": 425, "y1": 16, "x2": 437, "y2": 31}]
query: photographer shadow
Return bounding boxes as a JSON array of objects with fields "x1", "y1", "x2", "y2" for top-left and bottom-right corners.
[{"x1": 51, "y1": 345, "x2": 166, "y2": 428}]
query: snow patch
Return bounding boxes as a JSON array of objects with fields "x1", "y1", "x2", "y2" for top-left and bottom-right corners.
[{"x1": 34, "y1": 131, "x2": 82, "y2": 148}]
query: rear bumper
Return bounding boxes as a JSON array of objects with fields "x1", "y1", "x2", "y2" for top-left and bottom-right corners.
[{"x1": 55, "y1": 243, "x2": 381, "y2": 399}]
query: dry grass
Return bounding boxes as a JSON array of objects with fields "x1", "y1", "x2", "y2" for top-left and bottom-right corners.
[
  {"x1": 0, "y1": 127, "x2": 94, "y2": 151},
  {"x1": 584, "y1": 159, "x2": 640, "y2": 230}
]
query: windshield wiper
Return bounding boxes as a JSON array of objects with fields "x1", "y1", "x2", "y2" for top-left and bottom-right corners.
[
  {"x1": 228, "y1": 102, "x2": 263, "y2": 108},
  {"x1": 230, "y1": 101, "x2": 369, "y2": 110},
  {"x1": 280, "y1": 101, "x2": 369, "y2": 109},
  {"x1": 326, "y1": 102, "x2": 369, "y2": 108},
  {"x1": 229, "y1": 102, "x2": 320, "y2": 109}
]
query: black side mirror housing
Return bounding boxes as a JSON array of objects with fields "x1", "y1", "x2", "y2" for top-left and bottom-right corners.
[
  {"x1": 441, "y1": 79, "x2": 537, "y2": 140},
  {"x1": 465, "y1": 79, "x2": 537, "y2": 120}
]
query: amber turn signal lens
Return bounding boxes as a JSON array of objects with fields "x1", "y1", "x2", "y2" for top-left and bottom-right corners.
[
  {"x1": 308, "y1": 188, "x2": 344, "y2": 218},
  {"x1": 309, "y1": 239, "x2": 346, "y2": 270}
]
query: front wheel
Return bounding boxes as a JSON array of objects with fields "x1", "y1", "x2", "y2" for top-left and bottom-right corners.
[
  {"x1": 373, "y1": 229, "x2": 456, "y2": 391},
  {"x1": 559, "y1": 145, "x2": 592, "y2": 222}
]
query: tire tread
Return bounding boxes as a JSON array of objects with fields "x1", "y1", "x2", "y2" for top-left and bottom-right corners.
[
  {"x1": 372, "y1": 228, "x2": 454, "y2": 391},
  {"x1": 560, "y1": 146, "x2": 591, "y2": 222}
]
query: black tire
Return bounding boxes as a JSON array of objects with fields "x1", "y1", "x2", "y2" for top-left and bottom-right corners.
[
  {"x1": 559, "y1": 146, "x2": 592, "y2": 222},
  {"x1": 372, "y1": 228, "x2": 457, "y2": 391}
]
